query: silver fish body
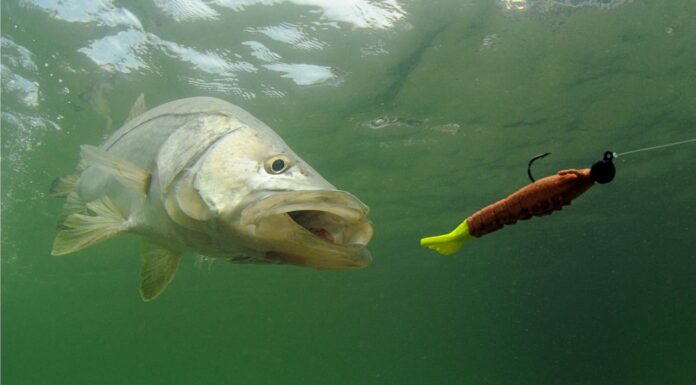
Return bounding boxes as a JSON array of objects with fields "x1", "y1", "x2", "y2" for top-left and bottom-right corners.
[{"x1": 52, "y1": 96, "x2": 373, "y2": 300}]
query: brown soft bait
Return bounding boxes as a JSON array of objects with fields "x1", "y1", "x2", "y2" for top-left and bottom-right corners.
[{"x1": 420, "y1": 151, "x2": 616, "y2": 255}]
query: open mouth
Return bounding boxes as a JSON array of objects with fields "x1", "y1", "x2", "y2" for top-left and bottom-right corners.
[
  {"x1": 287, "y1": 210, "x2": 371, "y2": 246},
  {"x1": 240, "y1": 190, "x2": 373, "y2": 268},
  {"x1": 289, "y1": 211, "x2": 337, "y2": 242}
]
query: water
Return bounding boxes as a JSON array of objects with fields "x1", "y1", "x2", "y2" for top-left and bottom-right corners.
[{"x1": 2, "y1": 0, "x2": 695, "y2": 384}]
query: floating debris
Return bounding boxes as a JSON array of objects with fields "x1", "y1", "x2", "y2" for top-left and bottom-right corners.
[
  {"x1": 481, "y1": 34, "x2": 498, "y2": 50},
  {"x1": 501, "y1": 0, "x2": 528, "y2": 11},
  {"x1": 430, "y1": 123, "x2": 461, "y2": 135},
  {"x1": 367, "y1": 116, "x2": 423, "y2": 130},
  {"x1": 500, "y1": 0, "x2": 631, "y2": 13}
]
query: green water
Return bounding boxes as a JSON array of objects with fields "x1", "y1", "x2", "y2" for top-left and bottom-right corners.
[{"x1": 2, "y1": 1, "x2": 696, "y2": 384}]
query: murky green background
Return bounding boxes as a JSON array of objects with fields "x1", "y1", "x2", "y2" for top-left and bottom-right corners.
[{"x1": 2, "y1": 1, "x2": 695, "y2": 384}]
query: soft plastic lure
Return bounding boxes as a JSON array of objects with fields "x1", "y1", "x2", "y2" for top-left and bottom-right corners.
[
  {"x1": 420, "y1": 151, "x2": 616, "y2": 255},
  {"x1": 421, "y1": 138, "x2": 695, "y2": 255}
]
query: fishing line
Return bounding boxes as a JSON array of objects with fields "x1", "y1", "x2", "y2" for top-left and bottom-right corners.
[
  {"x1": 614, "y1": 138, "x2": 696, "y2": 158},
  {"x1": 527, "y1": 138, "x2": 695, "y2": 182}
]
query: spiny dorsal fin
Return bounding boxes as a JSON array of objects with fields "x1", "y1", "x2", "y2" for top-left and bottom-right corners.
[
  {"x1": 52, "y1": 195, "x2": 129, "y2": 256},
  {"x1": 80, "y1": 145, "x2": 151, "y2": 194},
  {"x1": 126, "y1": 93, "x2": 147, "y2": 122},
  {"x1": 140, "y1": 241, "x2": 181, "y2": 302}
]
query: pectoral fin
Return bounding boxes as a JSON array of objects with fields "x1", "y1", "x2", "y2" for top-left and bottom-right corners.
[
  {"x1": 52, "y1": 195, "x2": 129, "y2": 256},
  {"x1": 175, "y1": 171, "x2": 212, "y2": 221},
  {"x1": 139, "y1": 242, "x2": 181, "y2": 302},
  {"x1": 80, "y1": 145, "x2": 151, "y2": 194}
]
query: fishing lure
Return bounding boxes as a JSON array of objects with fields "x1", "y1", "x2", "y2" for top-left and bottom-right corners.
[
  {"x1": 421, "y1": 138, "x2": 696, "y2": 255},
  {"x1": 420, "y1": 151, "x2": 615, "y2": 255}
]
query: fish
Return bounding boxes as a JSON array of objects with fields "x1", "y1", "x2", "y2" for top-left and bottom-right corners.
[{"x1": 50, "y1": 96, "x2": 373, "y2": 301}]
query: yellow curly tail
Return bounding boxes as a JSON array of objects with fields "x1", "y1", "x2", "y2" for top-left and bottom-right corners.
[{"x1": 420, "y1": 220, "x2": 474, "y2": 256}]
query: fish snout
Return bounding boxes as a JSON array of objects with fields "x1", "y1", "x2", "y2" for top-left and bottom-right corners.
[{"x1": 239, "y1": 190, "x2": 373, "y2": 269}]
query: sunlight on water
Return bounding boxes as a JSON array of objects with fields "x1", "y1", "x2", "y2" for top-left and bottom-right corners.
[{"x1": 19, "y1": 0, "x2": 406, "y2": 97}]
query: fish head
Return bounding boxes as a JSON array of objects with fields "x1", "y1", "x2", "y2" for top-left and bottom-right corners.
[{"x1": 184, "y1": 123, "x2": 373, "y2": 269}]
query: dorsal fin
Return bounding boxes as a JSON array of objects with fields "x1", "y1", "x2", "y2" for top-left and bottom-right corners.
[{"x1": 126, "y1": 93, "x2": 147, "y2": 122}]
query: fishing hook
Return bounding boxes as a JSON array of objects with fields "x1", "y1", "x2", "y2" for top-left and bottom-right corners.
[{"x1": 527, "y1": 152, "x2": 551, "y2": 182}]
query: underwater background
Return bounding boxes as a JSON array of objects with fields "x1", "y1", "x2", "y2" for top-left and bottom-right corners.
[{"x1": 2, "y1": 0, "x2": 695, "y2": 384}]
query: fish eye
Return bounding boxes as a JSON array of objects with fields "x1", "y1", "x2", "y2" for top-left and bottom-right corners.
[{"x1": 264, "y1": 155, "x2": 291, "y2": 174}]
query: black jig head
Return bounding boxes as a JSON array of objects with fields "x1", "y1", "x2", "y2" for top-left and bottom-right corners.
[{"x1": 590, "y1": 151, "x2": 616, "y2": 184}]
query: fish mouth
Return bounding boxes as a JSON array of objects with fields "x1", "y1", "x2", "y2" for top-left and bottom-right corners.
[{"x1": 239, "y1": 190, "x2": 373, "y2": 269}]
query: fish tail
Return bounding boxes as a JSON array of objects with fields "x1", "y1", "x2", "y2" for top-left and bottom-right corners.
[
  {"x1": 420, "y1": 220, "x2": 474, "y2": 256},
  {"x1": 52, "y1": 195, "x2": 130, "y2": 256}
]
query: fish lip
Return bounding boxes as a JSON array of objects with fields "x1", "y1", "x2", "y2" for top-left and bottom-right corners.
[
  {"x1": 239, "y1": 190, "x2": 373, "y2": 268},
  {"x1": 240, "y1": 190, "x2": 369, "y2": 225}
]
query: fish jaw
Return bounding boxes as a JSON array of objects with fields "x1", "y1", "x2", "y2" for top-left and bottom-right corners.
[{"x1": 235, "y1": 190, "x2": 373, "y2": 269}]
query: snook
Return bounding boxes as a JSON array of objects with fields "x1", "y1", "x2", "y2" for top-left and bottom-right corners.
[{"x1": 51, "y1": 96, "x2": 373, "y2": 301}]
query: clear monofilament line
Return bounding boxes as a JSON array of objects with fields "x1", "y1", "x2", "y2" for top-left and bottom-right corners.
[{"x1": 615, "y1": 138, "x2": 696, "y2": 157}]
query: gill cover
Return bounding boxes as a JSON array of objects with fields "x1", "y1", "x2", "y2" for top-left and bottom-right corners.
[
  {"x1": 156, "y1": 115, "x2": 238, "y2": 226},
  {"x1": 193, "y1": 121, "x2": 334, "y2": 217}
]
